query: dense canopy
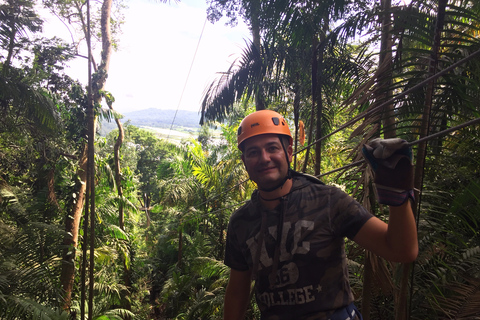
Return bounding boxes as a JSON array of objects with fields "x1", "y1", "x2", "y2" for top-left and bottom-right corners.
[{"x1": 1, "y1": 0, "x2": 480, "y2": 319}]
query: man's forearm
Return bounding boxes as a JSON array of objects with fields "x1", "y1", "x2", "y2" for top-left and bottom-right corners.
[
  {"x1": 387, "y1": 201, "x2": 418, "y2": 262},
  {"x1": 223, "y1": 286, "x2": 249, "y2": 320},
  {"x1": 223, "y1": 269, "x2": 252, "y2": 320}
]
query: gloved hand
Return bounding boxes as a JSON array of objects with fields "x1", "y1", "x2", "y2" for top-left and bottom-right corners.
[{"x1": 362, "y1": 138, "x2": 414, "y2": 206}]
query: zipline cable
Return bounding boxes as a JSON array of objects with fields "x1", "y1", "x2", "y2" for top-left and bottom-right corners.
[
  {"x1": 190, "y1": 48, "x2": 480, "y2": 209},
  {"x1": 167, "y1": 17, "x2": 207, "y2": 140},
  {"x1": 316, "y1": 116, "x2": 480, "y2": 178},
  {"x1": 297, "y1": 47, "x2": 480, "y2": 155},
  {"x1": 193, "y1": 115, "x2": 480, "y2": 211}
]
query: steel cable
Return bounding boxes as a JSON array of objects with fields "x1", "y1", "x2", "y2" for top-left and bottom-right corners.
[
  {"x1": 189, "y1": 48, "x2": 480, "y2": 210},
  {"x1": 316, "y1": 116, "x2": 480, "y2": 178}
]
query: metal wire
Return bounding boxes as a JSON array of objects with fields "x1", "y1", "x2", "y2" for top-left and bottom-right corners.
[
  {"x1": 193, "y1": 48, "x2": 480, "y2": 208},
  {"x1": 296, "y1": 47, "x2": 480, "y2": 155},
  {"x1": 316, "y1": 116, "x2": 480, "y2": 178}
]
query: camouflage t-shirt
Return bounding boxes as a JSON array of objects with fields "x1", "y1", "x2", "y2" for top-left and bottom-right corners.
[{"x1": 224, "y1": 173, "x2": 372, "y2": 320}]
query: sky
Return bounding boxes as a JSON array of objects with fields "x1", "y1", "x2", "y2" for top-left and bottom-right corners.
[{"x1": 42, "y1": 0, "x2": 251, "y2": 114}]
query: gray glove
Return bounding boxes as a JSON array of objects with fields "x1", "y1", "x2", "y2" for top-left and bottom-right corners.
[{"x1": 362, "y1": 138, "x2": 414, "y2": 206}]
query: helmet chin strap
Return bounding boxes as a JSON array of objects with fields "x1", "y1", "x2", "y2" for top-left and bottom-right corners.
[
  {"x1": 258, "y1": 135, "x2": 292, "y2": 193},
  {"x1": 258, "y1": 173, "x2": 290, "y2": 192}
]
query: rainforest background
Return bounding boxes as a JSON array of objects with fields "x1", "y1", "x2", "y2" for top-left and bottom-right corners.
[{"x1": 1, "y1": 0, "x2": 480, "y2": 319}]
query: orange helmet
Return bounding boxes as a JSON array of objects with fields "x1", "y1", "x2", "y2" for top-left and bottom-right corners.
[{"x1": 237, "y1": 110, "x2": 293, "y2": 149}]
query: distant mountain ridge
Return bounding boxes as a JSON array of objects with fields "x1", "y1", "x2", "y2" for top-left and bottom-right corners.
[
  {"x1": 122, "y1": 108, "x2": 201, "y2": 128},
  {"x1": 100, "y1": 108, "x2": 201, "y2": 135}
]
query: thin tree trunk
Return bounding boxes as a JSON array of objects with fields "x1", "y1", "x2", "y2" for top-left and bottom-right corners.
[
  {"x1": 249, "y1": 0, "x2": 265, "y2": 110},
  {"x1": 315, "y1": 23, "x2": 327, "y2": 176},
  {"x1": 302, "y1": 35, "x2": 319, "y2": 173},
  {"x1": 250, "y1": 0, "x2": 261, "y2": 56},
  {"x1": 361, "y1": 251, "x2": 374, "y2": 319},
  {"x1": 396, "y1": 1, "x2": 447, "y2": 320},
  {"x1": 3, "y1": 1, "x2": 17, "y2": 75},
  {"x1": 60, "y1": 144, "x2": 88, "y2": 311},
  {"x1": 362, "y1": 1, "x2": 395, "y2": 318},
  {"x1": 106, "y1": 97, "x2": 125, "y2": 229},
  {"x1": 293, "y1": 81, "x2": 301, "y2": 170},
  {"x1": 60, "y1": 0, "x2": 114, "y2": 313},
  {"x1": 114, "y1": 125, "x2": 125, "y2": 228},
  {"x1": 107, "y1": 95, "x2": 132, "y2": 312},
  {"x1": 379, "y1": 0, "x2": 396, "y2": 139},
  {"x1": 178, "y1": 228, "x2": 183, "y2": 266},
  {"x1": 87, "y1": 84, "x2": 96, "y2": 320}
]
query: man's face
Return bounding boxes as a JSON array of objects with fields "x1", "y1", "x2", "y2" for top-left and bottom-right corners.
[{"x1": 241, "y1": 134, "x2": 292, "y2": 191}]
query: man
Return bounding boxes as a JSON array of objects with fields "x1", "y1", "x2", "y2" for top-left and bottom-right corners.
[{"x1": 223, "y1": 110, "x2": 418, "y2": 320}]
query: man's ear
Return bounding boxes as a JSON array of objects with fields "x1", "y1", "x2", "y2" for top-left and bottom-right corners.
[
  {"x1": 241, "y1": 154, "x2": 246, "y2": 167},
  {"x1": 287, "y1": 144, "x2": 293, "y2": 163}
]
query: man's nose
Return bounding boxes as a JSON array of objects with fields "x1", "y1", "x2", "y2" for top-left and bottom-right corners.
[{"x1": 259, "y1": 149, "x2": 271, "y2": 162}]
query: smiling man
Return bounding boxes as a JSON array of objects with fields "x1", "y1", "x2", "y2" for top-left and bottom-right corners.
[
  {"x1": 223, "y1": 110, "x2": 418, "y2": 320},
  {"x1": 242, "y1": 133, "x2": 293, "y2": 195}
]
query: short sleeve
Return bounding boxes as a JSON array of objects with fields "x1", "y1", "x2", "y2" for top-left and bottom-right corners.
[
  {"x1": 224, "y1": 215, "x2": 250, "y2": 271},
  {"x1": 329, "y1": 187, "x2": 373, "y2": 240}
]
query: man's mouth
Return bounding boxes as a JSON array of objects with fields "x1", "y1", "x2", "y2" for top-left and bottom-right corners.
[{"x1": 258, "y1": 166, "x2": 276, "y2": 174}]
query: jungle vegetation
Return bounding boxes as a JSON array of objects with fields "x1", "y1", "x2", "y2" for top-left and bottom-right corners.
[{"x1": 1, "y1": 0, "x2": 479, "y2": 319}]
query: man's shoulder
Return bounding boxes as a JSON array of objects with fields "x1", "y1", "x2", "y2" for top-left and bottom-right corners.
[
  {"x1": 291, "y1": 172, "x2": 339, "y2": 195},
  {"x1": 291, "y1": 170, "x2": 325, "y2": 186},
  {"x1": 229, "y1": 197, "x2": 257, "y2": 223}
]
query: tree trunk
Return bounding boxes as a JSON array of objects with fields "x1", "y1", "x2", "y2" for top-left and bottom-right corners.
[
  {"x1": 249, "y1": 0, "x2": 265, "y2": 110},
  {"x1": 59, "y1": 0, "x2": 114, "y2": 313},
  {"x1": 379, "y1": 0, "x2": 396, "y2": 139},
  {"x1": 60, "y1": 144, "x2": 88, "y2": 311},
  {"x1": 3, "y1": 0, "x2": 17, "y2": 75},
  {"x1": 250, "y1": 0, "x2": 261, "y2": 55},
  {"x1": 302, "y1": 35, "x2": 319, "y2": 174},
  {"x1": 315, "y1": 21, "x2": 328, "y2": 176},
  {"x1": 293, "y1": 82, "x2": 301, "y2": 170},
  {"x1": 361, "y1": 251, "x2": 374, "y2": 320},
  {"x1": 114, "y1": 123, "x2": 125, "y2": 228},
  {"x1": 106, "y1": 95, "x2": 125, "y2": 229},
  {"x1": 361, "y1": 1, "x2": 395, "y2": 317},
  {"x1": 396, "y1": 1, "x2": 447, "y2": 320},
  {"x1": 107, "y1": 90, "x2": 132, "y2": 314}
]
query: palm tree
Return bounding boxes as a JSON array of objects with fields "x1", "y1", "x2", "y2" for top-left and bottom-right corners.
[
  {"x1": 343, "y1": 0, "x2": 480, "y2": 318},
  {"x1": 202, "y1": 0, "x2": 480, "y2": 319},
  {"x1": 0, "y1": 186, "x2": 70, "y2": 320},
  {"x1": 201, "y1": 0, "x2": 373, "y2": 176}
]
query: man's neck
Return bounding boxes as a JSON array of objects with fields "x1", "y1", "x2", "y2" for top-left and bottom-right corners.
[{"x1": 258, "y1": 178, "x2": 293, "y2": 210}]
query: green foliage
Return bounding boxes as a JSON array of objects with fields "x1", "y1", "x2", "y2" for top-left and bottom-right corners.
[
  {"x1": 1, "y1": 1, "x2": 480, "y2": 319},
  {"x1": 0, "y1": 213, "x2": 67, "y2": 319}
]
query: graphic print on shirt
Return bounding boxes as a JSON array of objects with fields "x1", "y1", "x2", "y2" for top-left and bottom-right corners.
[
  {"x1": 246, "y1": 218, "x2": 320, "y2": 304},
  {"x1": 247, "y1": 220, "x2": 315, "y2": 275}
]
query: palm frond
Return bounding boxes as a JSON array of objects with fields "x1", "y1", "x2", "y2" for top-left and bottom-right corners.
[
  {"x1": 200, "y1": 41, "x2": 260, "y2": 124},
  {"x1": 0, "y1": 69, "x2": 60, "y2": 134}
]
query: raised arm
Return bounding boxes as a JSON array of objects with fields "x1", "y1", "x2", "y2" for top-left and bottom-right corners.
[
  {"x1": 353, "y1": 201, "x2": 418, "y2": 262},
  {"x1": 223, "y1": 268, "x2": 252, "y2": 320}
]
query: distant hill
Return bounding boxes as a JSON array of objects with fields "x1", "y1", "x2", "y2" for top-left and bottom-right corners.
[{"x1": 99, "y1": 108, "x2": 201, "y2": 135}]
